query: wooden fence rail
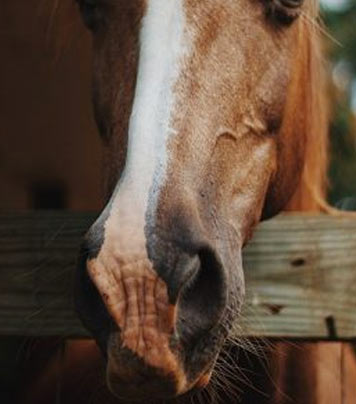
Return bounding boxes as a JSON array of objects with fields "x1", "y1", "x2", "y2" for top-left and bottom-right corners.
[{"x1": 1, "y1": 211, "x2": 356, "y2": 339}]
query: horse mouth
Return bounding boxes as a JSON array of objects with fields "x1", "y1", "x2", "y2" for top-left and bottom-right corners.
[
  {"x1": 105, "y1": 329, "x2": 186, "y2": 400},
  {"x1": 107, "y1": 370, "x2": 212, "y2": 402},
  {"x1": 105, "y1": 325, "x2": 217, "y2": 401}
]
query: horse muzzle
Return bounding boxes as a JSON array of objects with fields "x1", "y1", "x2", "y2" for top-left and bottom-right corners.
[{"x1": 74, "y1": 211, "x2": 235, "y2": 400}]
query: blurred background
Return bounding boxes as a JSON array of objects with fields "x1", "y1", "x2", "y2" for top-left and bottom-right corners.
[
  {"x1": 0, "y1": 0, "x2": 355, "y2": 403},
  {"x1": 0, "y1": 0, "x2": 102, "y2": 212},
  {"x1": 323, "y1": 0, "x2": 356, "y2": 205}
]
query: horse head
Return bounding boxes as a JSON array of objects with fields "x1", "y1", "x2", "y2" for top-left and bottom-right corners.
[{"x1": 75, "y1": 0, "x2": 323, "y2": 400}]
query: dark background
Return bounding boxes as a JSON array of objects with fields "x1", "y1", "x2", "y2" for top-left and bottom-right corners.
[{"x1": 0, "y1": 0, "x2": 102, "y2": 212}]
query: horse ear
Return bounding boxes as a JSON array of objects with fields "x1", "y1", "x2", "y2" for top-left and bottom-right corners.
[{"x1": 262, "y1": 15, "x2": 329, "y2": 218}]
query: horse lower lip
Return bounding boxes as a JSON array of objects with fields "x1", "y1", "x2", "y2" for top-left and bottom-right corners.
[
  {"x1": 107, "y1": 366, "x2": 212, "y2": 401},
  {"x1": 107, "y1": 367, "x2": 182, "y2": 401},
  {"x1": 106, "y1": 335, "x2": 190, "y2": 399},
  {"x1": 108, "y1": 381, "x2": 176, "y2": 401}
]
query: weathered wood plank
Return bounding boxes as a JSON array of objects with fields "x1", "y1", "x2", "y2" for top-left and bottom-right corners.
[
  {"x1": 242, "y1": 215, "x2": 356, "y2": 339},
  {"x1": 0, "y1": 212, "x2": 94, "y2": 337},
  {"x1": 0, "y1": 212, "x2": 356, "y2": 338}
]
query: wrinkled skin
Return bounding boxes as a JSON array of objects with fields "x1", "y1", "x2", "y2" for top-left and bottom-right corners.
[{"x1": 75, "y1": 0, "x2": 312, "y2": 400}]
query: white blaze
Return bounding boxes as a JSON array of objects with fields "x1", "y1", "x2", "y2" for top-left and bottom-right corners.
[
  {"x1": 87, "y1": 0, "x2": 191, "y2": 374},
  {"x1": 126, "y1": 0, "x2": 186, "y2": 179},
  {"x1": 102, "y1": 0, "x2": 189, "y2": 258}
]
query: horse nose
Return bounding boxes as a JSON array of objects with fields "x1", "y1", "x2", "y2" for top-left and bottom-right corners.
[
  {"x1": 146, "y1": 229, "x2": 228, "y2": 343},
  {"x1": 75, "y1": 206, "x2": 228, "y2": 399}
]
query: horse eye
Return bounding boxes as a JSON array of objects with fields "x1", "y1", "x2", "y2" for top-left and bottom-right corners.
[
  {"x1": 266, "y1": 0, "x2": 304, "y2": 25},
  {"x1": 76, "y1": 0, "x2": 101, "y2": 31}
]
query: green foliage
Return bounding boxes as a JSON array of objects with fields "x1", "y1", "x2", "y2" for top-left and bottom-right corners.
[
  {"x1": 321, "y1": 0, "x2": 356, "y2": 204},
  {"x1": 323, "y1": 2, "x2": 356, "y2": 75}
]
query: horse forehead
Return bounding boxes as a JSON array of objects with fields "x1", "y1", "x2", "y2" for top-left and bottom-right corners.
[{"x1": 101, "y1": 0, "x2": 190, "y2": 231}]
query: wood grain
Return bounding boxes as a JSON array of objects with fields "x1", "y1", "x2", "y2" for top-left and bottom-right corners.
[{"x1": 1, "y1": 212, "x2": 356, "y2": 338}]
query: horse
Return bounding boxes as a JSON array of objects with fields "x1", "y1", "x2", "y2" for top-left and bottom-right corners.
[
  {"x1": 23, "y1": 0, "x2": 333, "y2": 402},
  {"x1": 71, "y1": 0, "x2": 330, "y2": 402}
]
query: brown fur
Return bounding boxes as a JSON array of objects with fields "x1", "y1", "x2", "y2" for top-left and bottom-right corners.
[
  {"x1": 46, "y1": 0, "x2": 329, "y2": 212},
  {"x1": 25, "y1": 0, "x2": 333, "y2": 403},
  {"x1": 285, "y1": 2, "x2": 329, "y2": 212}
]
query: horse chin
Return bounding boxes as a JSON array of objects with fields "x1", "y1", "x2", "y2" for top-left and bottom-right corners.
[
  {"x1": 106, "y1": 367, "x2": 213, "y2": 402},
  {"x1": 98, "y1": 322, "x2": 222, "y2": 401},
  {"x1": 106, "y1": 366, "x2": 214, "y2": 402},
  {"x1": 104, "y1": 333, "x2": 219, "y2": 402}
]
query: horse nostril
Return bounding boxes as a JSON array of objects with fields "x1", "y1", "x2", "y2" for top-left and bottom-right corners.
[{"x1": 177, "y1": 247, "x2": 227, "y2": 345}]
